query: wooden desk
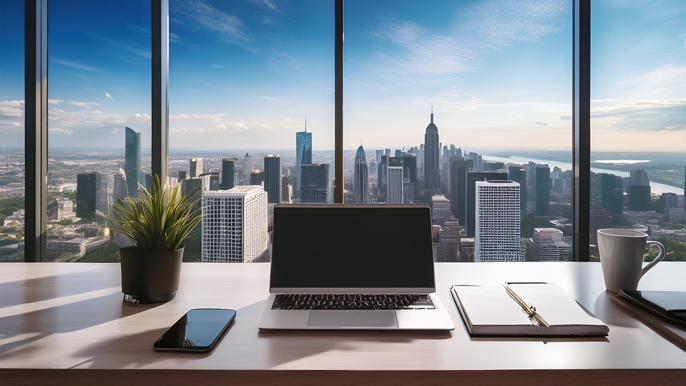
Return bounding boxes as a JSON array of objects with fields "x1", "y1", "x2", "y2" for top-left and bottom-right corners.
[{"x1": 1, "y1": 262, "x2": 685, "y2": 385}]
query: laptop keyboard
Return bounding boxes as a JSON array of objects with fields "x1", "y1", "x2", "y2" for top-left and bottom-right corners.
[{"x1": 271, "y1": 294, "x2": 435, "y2": 310}]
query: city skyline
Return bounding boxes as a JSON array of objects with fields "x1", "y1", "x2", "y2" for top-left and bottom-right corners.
[{"x1": 1, "y1": 0, "x2": 684, "y2": 151}]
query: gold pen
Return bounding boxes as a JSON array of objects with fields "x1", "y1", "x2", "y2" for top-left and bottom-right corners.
[{"x1": 503, "y1": 283, "x2": 550, "y2": 328}]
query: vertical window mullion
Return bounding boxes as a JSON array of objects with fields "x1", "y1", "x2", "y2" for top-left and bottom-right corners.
[
  {"x1": 24, "y1": 0, "x2": 48, "y2": 262},
  {"x1": 152, "y1": 0, "x2": 169, "y2": 183},
  {"x1": 573, "y1": 0, "x2": 591, "y2": 262}
]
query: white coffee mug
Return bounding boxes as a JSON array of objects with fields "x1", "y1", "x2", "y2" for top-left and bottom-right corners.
[{"x1": 597, "y1": 229, "x2": 665, "y2": 293}]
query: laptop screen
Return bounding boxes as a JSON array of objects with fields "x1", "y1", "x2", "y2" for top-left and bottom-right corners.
[{"x1": 270, "y1": 205, "x2": 435, "y2": 290}]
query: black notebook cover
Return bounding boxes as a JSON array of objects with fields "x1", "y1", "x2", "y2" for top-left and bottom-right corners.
[{"x1": 619, "y1": 290, "x2": 686, "y2": 326}]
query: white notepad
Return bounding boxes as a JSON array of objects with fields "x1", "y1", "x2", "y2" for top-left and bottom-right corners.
[{"x1": 451, "y1": 283, "x2": 609, "y2": 336}]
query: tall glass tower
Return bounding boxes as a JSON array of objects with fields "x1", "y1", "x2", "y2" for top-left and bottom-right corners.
[
  {"x1": 353, "y1": 145, "x2": 369, "y2": 203},
  {"x1": 295, "y1": 121, "x2": 312, "y2": 197},
  {"x1": 124, "y1": 127, "x2": 141, "y2": 198},
  {"x1": 424, "y1": 108, "x2": 440, "y2": 190},
  {"x1": 264, "y1": 154, "x2": 282, "y2": 204},
  {"x1": 220, "y1": 158, "x2": 235, "y2": 190}
]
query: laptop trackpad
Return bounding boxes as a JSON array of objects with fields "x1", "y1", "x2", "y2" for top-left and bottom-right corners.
[{"x1": 308, "y1": 311, "x2": 397, "y2": 328}]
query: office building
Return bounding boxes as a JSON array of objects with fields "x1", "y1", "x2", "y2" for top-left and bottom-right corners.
[
  {"x1": 524, "y1": 228, "x2": 572, "y2": 262},
  {"x1": 466, "y1": 172, "x2": 508, "y2": 237},
  {"x1": 178, "y1": 170, "x2": 187, "y2": 181},
  {"x1": 590, "y1": 208, "x2": 611, "y2": 244},
  {"x1": 535, "y1": 165, "x2": 550, "y2": 216},
  {"x1": 387, "y1": 157, "x2": 404, "y2": 204},
  {"x1": 629, "y1": 169, "x2": 650, "y2": 187},
  {"x1": 450, "y1": 157, "x2": 467, "y2": 224},
  {"x1": 601, "y1": 173, "x2": 624, "y2": 215},
  {"x1": 508, "y1": 165, "x2": 527, "y2": 212},
  {"x1": 76, "y1": 172, "x2": 101, "y2": 217},
  {"x1": 424, "y1": 108, "x2": 440, "y2": 190},
  {"x1": 242, "y1": 153, "x2": 254, "y2": 176},
  {"x1": 475, "y1": 181, "x2": 521, "y2": 262},
  {"x1": 220, "y1": 158, "x2": 235, "y2": 190},
  {"x1": 124, "y1": 127, "x2": 141, "y2": 198},
  {"x1": 435, "y1": 217, "x2": 461, "y2": 262},
  {"x1": 375, "y1": 150, "x2": 383, "y2": 173},
  {"x1": 628, "y1": 185, "x2": 651, "y2": 211},
  {"x1": 48, "y1": 199, "x2": 76, "y2": 222},
  {"x1": 264, "y1": 155, "x2": 282, "y2": 204},
  {"x1": 402, "y1": 155, "x2": 418, "y2": 184},
  {"x1": 250, "y1": 170, "x2": 265, "y2": 186},
  {"x1": 660, "y1": 192, "x2": 678, "y2": 214},
  {"x1": 378, "y1": 155, "x2": 388, "y2": 192},
  {"x1": 431, "y1": 194, "x2": 452, "y2": 226},
  {"x1": 281, "y1": 175, "x2": 291, "y2": 203},
  {"x1": 201, "y1": 186, "x2": 268, "y2": 263},
  {"x1": 353, "y1": 145, "x2": 369, "y2": 203},
  {"x1": 113, "y1": 168, "x2": 128, "y2": 201},
  {"x1": 295, "y1": 126, "x2": 312, "y2": 195},
  {"x1": 189, "y1": 158, "x2": 203, "y2": 178},
  {"x1": 301, "y1": 164, "x2": 330, "y2": 203}
]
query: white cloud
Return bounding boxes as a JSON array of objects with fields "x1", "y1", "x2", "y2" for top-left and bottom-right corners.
[
  {"x1": 211, "y1": 64, "x2": 224, "y2": 68},
  {"x1": 372, "y1": 0, "x2": 568, "y2": 74},
  {"x1": 248, "y1": 0, "x2": 279, "y2": 12},
  {"x1": 0, "y1": 120, "x2": 21, "y2": 127},
  {"x1": 49, "y1": 128, "x2": 73, "y2": 135},
  {"x1": 171, "y1": 113, "x2": 230, "y2": 121},
  {"x1": 171, "y1": 127, "x2": 189, "y2": 133},
  {"x1": 48, "y1": 99, "x2": 64, "y2": 104},
  {"x1": 111, "y1": 128, "x2": 119, "y2": 134},
  {"x1": 50, "y1": 58, "x2": 99, "y2": 72},
  {"x1": 105, "y1": 92, "x2": 113, "y2": 99},
  {"x1": 535, "y1": 121, "x2": 548, "y2": 126},
  {"x1": 68, "y1": 101, "x2": 101, "y2": 108},
  {"x1": 173, "y1": 0, "x2": 251, "y2": 46},
  {"x1": 616, "y1": 64, "x2": 686, "y2": 99},
  {"x1": 260, "y1": 96, "x2": 285, "y2": 101},
  {"x1": 133, "y1": 113, "x2": 151, "y2": 120}
]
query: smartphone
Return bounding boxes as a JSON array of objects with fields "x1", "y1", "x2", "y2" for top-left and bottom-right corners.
[{"x1": 153, "y1": 308, "x2": 236, "y2": 352}]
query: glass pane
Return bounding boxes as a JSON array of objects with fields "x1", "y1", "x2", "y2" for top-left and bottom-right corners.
[
  {"x1": 590, "y1": 1, "x2": 686, "y2": 261},
  {"x1": 47, "y1": 0, "x2": 151, "y2": 262},
  {"x1": 169, "y1": 0, "x2": 335, "y2": 262},
  {"x1": 0, "y1": 0, "x2": 25, "y2": 262},
  {"x1": 345, "y1": 0, "x2": 573, "y2": 262}
]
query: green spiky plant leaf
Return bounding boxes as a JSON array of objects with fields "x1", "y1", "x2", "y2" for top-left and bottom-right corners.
[{"x1": 106, "y1": 175, "x2": 201, "y2": 253}]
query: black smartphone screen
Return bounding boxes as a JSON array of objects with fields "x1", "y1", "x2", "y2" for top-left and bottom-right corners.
[{"x1": 153, "y1": 308, "x2": 236, "y2": 352}]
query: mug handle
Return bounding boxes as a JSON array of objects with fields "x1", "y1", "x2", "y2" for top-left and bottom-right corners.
[{"x1": 640, "y1": 241, "x2": 666, "y2": 279}]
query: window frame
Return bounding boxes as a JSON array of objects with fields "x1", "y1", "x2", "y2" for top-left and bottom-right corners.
[{"x1": 23, "y1": 0, "x2": 592, "y2": 262}]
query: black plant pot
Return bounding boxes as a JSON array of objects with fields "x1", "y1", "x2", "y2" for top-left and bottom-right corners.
[{"x1": 120, "y1": 246, "x2": 184, "y2": 304}]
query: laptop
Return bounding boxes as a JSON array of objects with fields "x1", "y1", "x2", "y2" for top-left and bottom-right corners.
[{"x1": 259, "y1": 204, "x2": 455, "y2": 330}]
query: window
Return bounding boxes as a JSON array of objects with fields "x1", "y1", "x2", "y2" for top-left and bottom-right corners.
[
  {"x1": 0, "y1": 0, "x2": 25, "y2": 262},
  {"x1": 169, "y1": 0, "x2": 335, "y2": 262},
  {"x1": 47, "y1": 0, "x2": 151, "y2": 262},
  {"x1": 590, "y1": 0, "x2": 686, "y2": 261},
  {"x1": 344, "y1": 0, "x2": 574, "y2": 262}
]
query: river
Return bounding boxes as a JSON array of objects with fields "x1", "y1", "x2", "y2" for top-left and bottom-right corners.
[{"x1": 481, "y1": 154, "x2": 683, "y2": 195}]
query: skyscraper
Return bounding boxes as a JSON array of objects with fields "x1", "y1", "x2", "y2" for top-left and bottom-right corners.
[
  {"x1": 387, "y1": 157, "x2": 404, "y2": 204},
  {"x1": 524, "y1": 228, "x2": 572, "y2": 262},
  {"x1": 424, "y1": 108, "x2": 440, "y2": 190},
  {"x1": 535, "y1": 165, "x2": 550, "y2": 216},
  {"x1": 242, "y1": 153, "x2": 254, "y2": 176},
  {"x1": 353, "y1": 145, "x2": 369, "y2": 204},
  {"x1": 76, "y1": 172, "x2": 101, "y2": 217},
  {"x1": 466, "y1": 172, "x2": 507, "y2": 237},
  {"x1": 178, "y1": 170, "x2": 187, "y2": 181},
  {"x1": 113, "y1": 168, "x2": 128, "y2": 201},
  {"x1": 431, "y1": 194, "x2": 452, "y2": 226},
  {"x1": 190, "y1": 158, "x2": 204, "y2": 178},
  {"x1": 201, "y1": 186, "x2": 268, "y2": 263},
  {"x1": 124, "y1": 127, "x2": 141, "y2": 198},
  {"x1": 628, "y1": 169, "x2": 651, "y2": 211},
  {"x1": 508, "y1": 165, "x2": 527, "y2": 212},
  {"x1": 449, "y1": 157, "x2": 467, "y2": 225},
  {"x1": 475, "y1": 180, "x2": 521, "y2": 262},
  {"x1": 220, "y1": 158, "x2": 235, "y2": 190},
  {"x1": 250, "y1": 170, "x2": 265, "y2": 186},
  {"x1": 295, "y1": 124, "x2": 312, "y2": 196},
  {"x1": 300, "y1": 164, "x2": 330, "y2": 203},
  {"x1": 375, "y1": 150, "x2": 383, "y2": 172},
  {"x1": 264, "y1": 155, "x2": 282, "y2": 204},
  {"x1": 281, "y1": 175, "x2": 291, "y2": 203}
]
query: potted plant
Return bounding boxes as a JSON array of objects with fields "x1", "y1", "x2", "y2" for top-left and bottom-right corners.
[{"x1": 107, "y1": 175, "x2": 201, "y2": 304}]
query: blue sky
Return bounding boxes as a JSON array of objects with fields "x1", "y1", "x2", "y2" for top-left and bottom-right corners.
[{"x1": 0, "y1": 0, "x2": 684, "y2": 151}]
